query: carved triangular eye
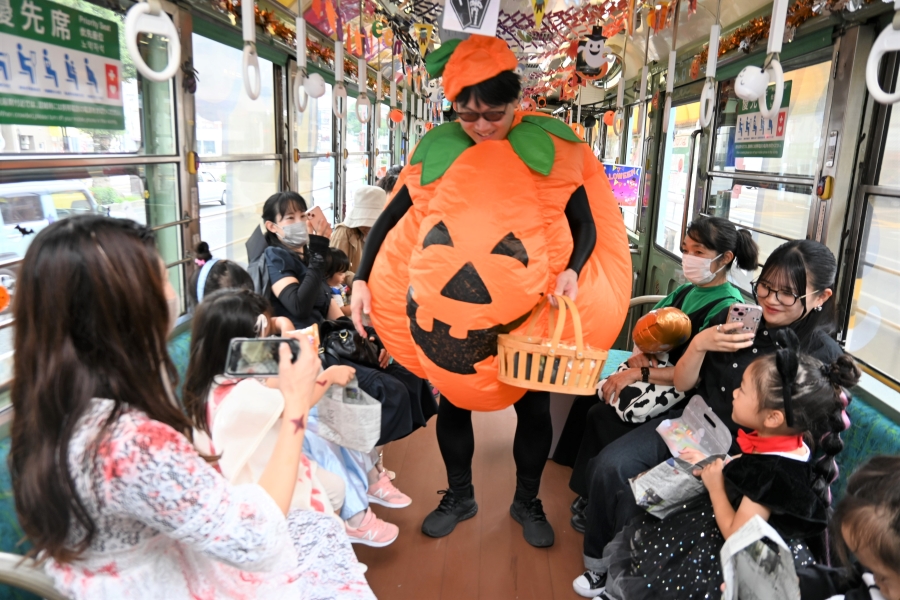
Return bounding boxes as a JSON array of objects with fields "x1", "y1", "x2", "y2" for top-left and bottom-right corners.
[
  {"x1": 423, "y1": 221, "x2": 453, "y2": 249},
  {"x1": 491, "y1": 233, "x2": 528, "y2": 267}
]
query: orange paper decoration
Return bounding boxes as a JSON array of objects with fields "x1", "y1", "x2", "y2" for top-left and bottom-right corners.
[
  {"x1": 389, "y1": 108, "x2": 404, "y2": 123},
  {"x1": 0, "y1": 286, "x2": 9, "y2": 313},
  {"x1": 603, "y1": 110, "x2": 615, "y2": 126}
]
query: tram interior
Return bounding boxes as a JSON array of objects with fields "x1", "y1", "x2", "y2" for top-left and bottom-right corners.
[{"x1": 1, "y1": 0, "x2": 900, "y2": 596}]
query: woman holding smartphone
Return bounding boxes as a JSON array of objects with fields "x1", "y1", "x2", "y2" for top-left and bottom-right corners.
[
  {"x1": 10, "y1": 215, "x2": 373, "y2": 599},
  {"x1": 574, "y1": 239, "x2": 846, "y2": 598}
]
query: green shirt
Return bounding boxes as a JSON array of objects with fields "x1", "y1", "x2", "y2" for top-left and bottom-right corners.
[{"x1": 654, "y1": 282, "x2": 745, "y2": 330}]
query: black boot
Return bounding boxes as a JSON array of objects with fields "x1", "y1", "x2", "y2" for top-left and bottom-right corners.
[
  {"x1": 421, "y1": 487, "x2": 478, "y2": 538},
  {"x1": 510, "y1": 497, "x2": 555, "y2": 547},
  {"x1": 570, "y1": 511, "x2": 586, "y2": 533},
  {"x1": 570, "y1": 495, "x2": 588, "y2": 515}
]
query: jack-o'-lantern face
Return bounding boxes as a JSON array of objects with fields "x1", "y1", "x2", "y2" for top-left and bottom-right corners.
[{"x1": 407, "y1": 218, "x2": 545, "y2": 375}]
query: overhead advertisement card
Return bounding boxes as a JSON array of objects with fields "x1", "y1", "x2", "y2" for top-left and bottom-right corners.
[
  {"x1": 734, "y1": 80, "x2": 792, "y2": 159},
  {"x1": 0, "y1": 0, "x2": 125, "y2": 129}
]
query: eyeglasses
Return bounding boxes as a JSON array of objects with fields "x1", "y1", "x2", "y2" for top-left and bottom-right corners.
[
  {"x1": 456, "y1": 109, "x2": 508, "y2": 123},
  {"x1": 752, "y1": 280, "x2": 820, "y2": 307}
]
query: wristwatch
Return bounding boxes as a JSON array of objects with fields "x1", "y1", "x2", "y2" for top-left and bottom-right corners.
[{"x1": 641, "y1": 367, "x2": 650, "y2": 383}]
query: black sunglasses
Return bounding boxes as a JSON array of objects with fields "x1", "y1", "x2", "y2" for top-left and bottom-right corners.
[{"x1": 456, "y1": 108, "x2": 508, "y2": 123}]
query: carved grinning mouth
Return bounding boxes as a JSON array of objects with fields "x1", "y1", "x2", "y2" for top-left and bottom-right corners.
[{"x1": 406, "y1": 287, "x2": 533, "y2": 375}]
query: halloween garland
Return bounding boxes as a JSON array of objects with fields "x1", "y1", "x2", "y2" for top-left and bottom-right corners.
[{"x1": 689, "y1": 0, "x2": 874, "y2": 80}]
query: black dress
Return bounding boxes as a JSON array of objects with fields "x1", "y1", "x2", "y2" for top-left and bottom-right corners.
[{"x1": 602, "y1": 453, "x2": 828, "y2": 600}]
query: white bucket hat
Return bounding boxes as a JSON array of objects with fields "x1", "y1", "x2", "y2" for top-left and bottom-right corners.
[{"x1": 344, "y1": 185, "x2": 386, "y2": 229}]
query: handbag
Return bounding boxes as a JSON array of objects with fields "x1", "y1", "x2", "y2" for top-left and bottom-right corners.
[
  {"x1": 319, "y1": 317, "x2": 381, "y2": 367},
  {"x1": 605, "y1": 352, "x2": 687, "y2": 424},
  {"x1": 316, "y1": 377, "x2": 382, "y2": 452}
]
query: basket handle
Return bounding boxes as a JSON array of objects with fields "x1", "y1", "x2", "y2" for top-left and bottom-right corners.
[{"x1": 522, "y1": 294, "x2": 586, "y2": 355}]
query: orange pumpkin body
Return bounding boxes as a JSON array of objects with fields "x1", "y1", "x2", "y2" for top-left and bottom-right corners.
[
  {"x1": 632, "y1": 307, "x2": 692, "y2": 354},
  {"x1": 368, "y1": 112, "x2": 632, "y2": 411}
]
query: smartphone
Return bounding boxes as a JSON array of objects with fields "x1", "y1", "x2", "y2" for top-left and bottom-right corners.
[
  {"x1": 726, "y1": 303, "x2": 763, "y2": 335},
  {"x1": 307, "y1": 206, "x2": 331, "y2": 237},
  {"x1": 225, "y1": 338, "x2": 300, "y2": 378}
]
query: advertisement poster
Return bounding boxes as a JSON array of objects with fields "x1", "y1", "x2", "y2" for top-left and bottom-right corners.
[
  {"x1": 442, "y1": 0, "x2": 501, "y2": 36},
  {"x1": 604, "y1": 163, "x2": 642, "y2": 207},
  {"x1": 0, "y1": 0, "x2": 125, "y2": 129},
  {"x1": 734, "y1": 80, "x2": 792, "y2": 159}
]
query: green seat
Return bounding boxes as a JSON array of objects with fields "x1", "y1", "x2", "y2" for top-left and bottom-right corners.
[
  {"x1": 833, "y1": 397, "x2": 900, "y2": 503},
  {"x1": 167, "y1": 319, "x2": 192, "y2": 407},
  {"x1": 0, "y1": 438, "x2": 41, "y2": 600}
]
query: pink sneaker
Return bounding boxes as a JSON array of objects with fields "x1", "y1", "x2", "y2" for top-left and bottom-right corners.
[
  {"x1": 367, "y1": 471, "x2": 412, "y2": 508},
  {"x1": 344, "y1": 508, "x2": 399, "y2": 547}
]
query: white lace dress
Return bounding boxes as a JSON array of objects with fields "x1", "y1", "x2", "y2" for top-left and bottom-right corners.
[{"x1": 44, "y1": 399, "x2": 375, "y2": 600}]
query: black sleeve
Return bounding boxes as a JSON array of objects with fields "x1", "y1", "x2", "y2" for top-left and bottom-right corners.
[
  {"x1": 275, "y1": 235, "x2": 329, "y2": 319},
  {"x1": 564, "y1": 186, "x2": 597, "y2": 276},
  {"x1": 796, "y1": 564, "x2": 862, "y2": 600},
  {"x1": 354, "y1": 185, "x2": 413, "y2": 282}
]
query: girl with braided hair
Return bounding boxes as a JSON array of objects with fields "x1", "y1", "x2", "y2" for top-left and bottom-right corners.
[{"x1": 588, "y1": 328, "x2": 860, "y2": 600}]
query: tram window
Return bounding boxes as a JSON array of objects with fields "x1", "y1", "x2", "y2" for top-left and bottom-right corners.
[
  {"x1": 0, "y1": 194, "x2": 44, "y2": 225},
  {"x1": 375, "y1": 104, "x2": 392, "y2": 180},
  {"x1": 344, "y1": 96, "x2": 372, "y2": 217},
  {"x1": 193, "y1": 35, "x2": 276, "y2": 157},
  {"x1": 711, "y1": 62, "x2": 831, "y2": 179},
  {"x1": 0, "y1": 1, "x2": 172, "y2": 156},
  {"x1": 624, "y1": 103, "x2": 649, "y2": 167},
  {"x1": 603, "y1": 122, "x2": 621, "y2": 163},
  {"x1": 655, "y1": 102, "x2": 701, "y2": 256},
  {"x1": 294, "y1": 82, "x2": 334, "y2": 222},
  {"x1": 706, "y1": 178, "x2": 813, "y2": 241},
  {"x1": 198, "y1": 160, "x2": 280, "y2": 266},
  {"x1": 878, "y1": 105, "x2": 900, "y2": 187},
  {"x1": 845, "y1": 195, "x2": 900, "y2": 381}
]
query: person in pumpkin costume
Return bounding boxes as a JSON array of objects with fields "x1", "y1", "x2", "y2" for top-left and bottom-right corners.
[{"x1": 351, "y1": 35, "x2": 632, "y2": 547}]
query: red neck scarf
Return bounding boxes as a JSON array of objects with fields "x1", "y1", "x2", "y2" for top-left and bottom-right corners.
[{"x1": 737, "y1": 429, "x2": 804, "y2": 454}]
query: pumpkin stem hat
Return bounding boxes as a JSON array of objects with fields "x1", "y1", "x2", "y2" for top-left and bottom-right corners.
[{"x1": 426, "y1": 35, "x2": 518, "y2": 102}]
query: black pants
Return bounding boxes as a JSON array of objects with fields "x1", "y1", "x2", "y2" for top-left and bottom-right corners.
[
  {"x1": 437, "y1": 390, "x2": 552, "y2": 501},
  {"x1": 569, "y1": 401, "x2": 643, "y2": 498}
]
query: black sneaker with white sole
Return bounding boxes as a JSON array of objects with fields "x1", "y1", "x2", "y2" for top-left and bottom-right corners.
[
  {"x1": 510, "y1": 497, "x2": 554, "y2": 548},
  {"x1": 572, "y1": 570, "x2": 607, "y2": 598},
  {"x1": 421, "y1": 489, "x2": 478, "y2": 538}
]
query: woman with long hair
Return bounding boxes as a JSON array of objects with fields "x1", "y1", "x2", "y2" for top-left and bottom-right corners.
[{"x1": 10, "y1": 215, "x2": 373, "y2": 599}]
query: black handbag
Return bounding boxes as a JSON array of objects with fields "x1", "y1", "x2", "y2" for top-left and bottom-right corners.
[{"x1": 319, "y1": 317, "x2": 381, "y2": 367}]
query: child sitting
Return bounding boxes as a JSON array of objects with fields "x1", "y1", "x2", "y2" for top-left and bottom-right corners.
[
  {"x1": 184, "y1": 289, "x2": 408, "y2": 548},
  {"x1": 574, "y1": 329, "x2": 860, "y2": 600},
  {"x1": 326, "y1": 248, "x2": 352, "y2": 317}
]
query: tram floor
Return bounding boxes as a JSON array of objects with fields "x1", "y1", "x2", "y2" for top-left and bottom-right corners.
[{"x1": 355, "y1": 403, "x2": 584, "y2": 600}]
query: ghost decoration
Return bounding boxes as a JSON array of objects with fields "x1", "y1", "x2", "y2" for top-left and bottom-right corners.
[
  {"x1": 304, "y1": 73, "x2": 327, "y2": 98},
  {"x1": 577, "y1": 26, "x2": 611, "y2": 77},
  {"x1": 426, "y1": 79, "x2": 443, "y2": 102},
  {"x1": 632, "y1": 307, "x2": 692, "y2": 354}
]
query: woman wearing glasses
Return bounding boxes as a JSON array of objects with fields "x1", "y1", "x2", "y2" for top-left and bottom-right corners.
[
  {"x1": 574, "y1": 239, "x2": 844, "y2": 598},
  {"x1": 351, "y1": 35, "x2": 631, "y2": 548}
]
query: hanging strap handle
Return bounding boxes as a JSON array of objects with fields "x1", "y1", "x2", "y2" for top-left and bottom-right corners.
[
  {"x1": 867, "y1": 0, "x2": 900, "y2": 104},
  {"x1": 124, "y1": 0, "x2": 181, "y2": 83},
  {"x1": 241, "y1": 0, "x2": 260, "y2": 100}
]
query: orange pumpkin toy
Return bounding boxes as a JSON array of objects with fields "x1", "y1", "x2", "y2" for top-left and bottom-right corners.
[
  {"x1": 632, "y1": 307, "x2": 692, "y2": 354},
  {"x1": 366, "y1": 36, "x2": 632, "y2": 411}
]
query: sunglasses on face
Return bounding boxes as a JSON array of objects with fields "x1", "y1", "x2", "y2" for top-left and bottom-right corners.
[{"x1": 456, "y1": 108, "x2": 508, "y2": 122}]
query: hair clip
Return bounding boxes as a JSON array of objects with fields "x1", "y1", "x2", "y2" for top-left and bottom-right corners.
[
  {"x1": 195, "y1": 258, "x2": 207, "y2": 267},
  {"x1": 255, "y1": 314, "x2": 268, "y2": 336}
]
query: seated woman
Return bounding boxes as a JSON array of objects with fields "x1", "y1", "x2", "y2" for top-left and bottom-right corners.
[
  {"x1": 183, "y1": 289, "x2": 405, "y2": 547},
  {"x1": 9, "y1": 215, "x2": 373, "y2": 599},
  {"x1": 261, "y1": 191, "x2": 437, "y2": 447},
  {"x1": 574, "y1": 239, "x2": 845, "y2": 598},
  {"x1": 563, "y1": 216, "x2": 758, "y2": 531},
  {"x1": 593, "y1": 332, "x2": 859, "y2": 599},
  {"x1": 330, "y1": 185, "x2": 385, "y2": 275}
]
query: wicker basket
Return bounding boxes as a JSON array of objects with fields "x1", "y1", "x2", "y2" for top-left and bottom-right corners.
[{"x1": 497, "y1": 295, "x2": 607, "y2": 395}]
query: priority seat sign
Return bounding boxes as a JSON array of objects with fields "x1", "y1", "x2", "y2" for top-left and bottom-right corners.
[{"x1": 0, "y1": 0, "x2": 126, "y2": 129}]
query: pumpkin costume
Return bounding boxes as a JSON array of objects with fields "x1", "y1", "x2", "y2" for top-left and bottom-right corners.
[{"x1": 359, "y1": 37, "x2": 632, "y2": 412}]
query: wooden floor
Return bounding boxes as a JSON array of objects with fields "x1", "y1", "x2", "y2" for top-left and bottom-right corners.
[{"x1": 355, "y1": 405, "x2": 585, "y2": 600}]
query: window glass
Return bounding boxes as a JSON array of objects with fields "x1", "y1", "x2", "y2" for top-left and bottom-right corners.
[
  {"x1": 193, "y1": 34, "x2": 276, "y2": 156},
  {"x1": 711, "y1": 61, "x2": 831, "y2": 178},
  {"x1": 707, "y1": 177, "x2": 812, "y2": 241},
  {"x1": 0, "y1": 0, "x2": 175, "y2": 155},
  {"x1": 624, "y1": 103, "x2": 648, "y2": 167},
  {"x1": 655, "y1": 102, "x2": 701, "y2": 256},
  {"x1": 198, "y1": 160, "x2": 280, "y2": 266},
  {"x1": 344, "y1": 96, "x2": 370, "y2": 218},
  {"x1": 297, "y1": 157, "x2": 335, "y2": 224},
  {"x1": 375, "y1": 104, "x2": 392, "y2": 180},
  {"x1": 878, "y1": 101, "x2": 900, "y2": 186},
  {"x1": 603, "y1": 121, "x2": 620, "y2": 163},
  {"x1": 845, "y1": 195, "x2": 900, "y2": 378},
  {"x1": 294, "y1": 81, "x2": 333, "y2": 155}
]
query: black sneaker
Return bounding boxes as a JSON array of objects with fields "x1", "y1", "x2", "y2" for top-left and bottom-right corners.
[
  {"x1": 572, "y1": 570, "x2": 607, "y2": 598},
  {"x1": 570, "y1": 495, "x2": 588, "y2": 515},
  {"x1": 510, "y1": 497, "x2": 555, "y2": 548},
  {"x1": 421, "y1": 489, "x2": 478, "y2": 538},
  {"x1": 570, "y1": 511, "x2": 586, "y2": 534}
]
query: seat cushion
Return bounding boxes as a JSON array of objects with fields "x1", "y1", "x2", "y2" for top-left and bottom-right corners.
[
  {"x1": 833, "y1": 397, "x2": 900, "y2": 503},
  {"x1": 0, "y1": 437, "x2": 40, "y2": 600}
]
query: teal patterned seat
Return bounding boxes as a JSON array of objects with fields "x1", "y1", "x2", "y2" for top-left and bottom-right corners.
[
  {"x1": 833, "y1": 396, "x2": 900, "y2": 503},
  {"x1": 0, "y1": 438, "x2": 40, "y2": 600},
  {"x1": 167, "y1": 320, "x2": 193, "y2": 407}
]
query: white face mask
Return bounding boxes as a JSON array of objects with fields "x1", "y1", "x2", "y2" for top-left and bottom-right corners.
[
  {"x1": 682, "y1": 253, "x2": 725, "y2": 285},
  {"x1": 280, "y1": 222, "x2": 309, "y2": 247}
]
